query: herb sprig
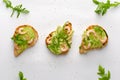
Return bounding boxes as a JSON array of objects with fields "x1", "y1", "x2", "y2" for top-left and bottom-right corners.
[
  {"x1": 11, "y1": 34, "x2": 28, "y2": 46},
  {"x1": 93, "y1": 0, "x2": 120, "y2": 15},
  {"x1": 3, "y1": 0, "x2": 29, "y2": 18},
  {"x1": 19, "y1": 71, "x2": 27, "y2": 80},
  {"x1": 97, "y1": 65, "x2": 111, "y2": 80}
]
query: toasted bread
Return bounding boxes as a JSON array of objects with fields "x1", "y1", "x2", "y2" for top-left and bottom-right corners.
[
  {"x1": 79, "y1": 25, "x2": 108, "y2": 54},
  {"x1": 45, "y1": 21, "x2": 73, "y2": 55},
  {"x1": 12, "y1": 25, "x2": 38, "y2": 57}
]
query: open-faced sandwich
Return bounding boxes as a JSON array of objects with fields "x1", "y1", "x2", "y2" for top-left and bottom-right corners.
[
  {"x1": 12, "y1": 25, "x2": 38, "y2": 57},
  {"x1": 79, "y1": 25, "x2": 108, "y2": 54},
  {"x1": 45, "y1": 21, "x2": 74, "y2": 55}
]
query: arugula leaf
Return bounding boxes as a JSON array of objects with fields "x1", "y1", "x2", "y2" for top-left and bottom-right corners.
[
  {"x1": 110, "y1": 1, "x2": 120, "y2": 7},
  {"x1": 97, "y1": 65, "x2": 111, "y2": 80},
  {"x1": 3, "y1": 0, "x2": 12, "y2": 8},
  {"x1": 19, "y1": 71, "x2": 27, "y2": 80},
  {"x1": 93, "y1": 0, "x2": 120, "y2": 15},
  {"x1": 93, "y1": 0, "x2": 100, "y2": 4},
  {"x1": 12, "y1": 4, "x2": 29, "y2": 18},
  {"x1": 11, "y1": 34, "x2": 28, "y2": 45},
  {"x1": 3, "y1": 0, "x2": 29, "y2": 18}
]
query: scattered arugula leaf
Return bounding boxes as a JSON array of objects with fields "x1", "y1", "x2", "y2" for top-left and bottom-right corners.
[
  {"x1": 3, "y1": 0, "x2": 29, "y2": 18},
  {"x1": 97, "y1": 65, "x2": 111, "y2": 80},
  {"x1": 19, "y1": 71, "x2": 27, "y2": 80},
  {"x1": 93, "y1": 0, "x2": 120, "y2": 15}
]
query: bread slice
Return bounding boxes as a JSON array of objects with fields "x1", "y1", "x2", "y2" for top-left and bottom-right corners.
[
  {"x1": 45, "y1": 21, "x2": 73, "y2": 55},
  {"x1": 12, "y1": 25, "x2": 38, "y2": 57},
  {"x1": 79, "y1": 25, "x2": 108, "y2": 54}
]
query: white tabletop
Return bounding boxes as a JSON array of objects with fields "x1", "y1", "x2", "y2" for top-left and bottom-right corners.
[{"x1": 0, "y1": 0, "x2": 120, "y2": 80}]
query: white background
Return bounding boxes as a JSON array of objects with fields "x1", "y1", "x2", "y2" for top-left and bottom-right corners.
[{"x1": 0, "y1": 0, "x2": 120, "y2": 80}]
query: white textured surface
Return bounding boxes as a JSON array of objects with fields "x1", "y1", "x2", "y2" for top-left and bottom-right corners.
[{"x1": 0, "y1": 0, "x2": 120, "y2": 80}]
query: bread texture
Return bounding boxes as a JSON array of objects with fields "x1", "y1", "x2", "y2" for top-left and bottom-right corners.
[
  {"x1": 45, "y1": 21, "x2": 73, "y2": 55},
  {"x1": 12, "y1": 25, "x2": 38, "y2": 57},
  {"x1": 79, "y1": 25, "x2": 108, "y2": 54}
]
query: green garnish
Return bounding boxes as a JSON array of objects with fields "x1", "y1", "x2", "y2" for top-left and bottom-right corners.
[
  {"x1": 47, "y1": 22, "x2": 73, "y2": 55},
  {"x1": 11, "y1": 34, "x2": 28, "y2": 46},
  {"x1": 48, "y1": 26, "x2": 70, "y2": 54},
  {"x1": 98, "y1": 65, "x2": 111, "y2": 80},
  {"x1": 93, "y1": 0, "x2": 120, "y2": 15},
  {"x1": 3, "y1": 0, "x2": 29, "y2": 18},
  {"x1": 19, "y1": 71, "x2": 27, "y2": 80},
  {"x1": 82, "y1": 26, "x2": 104, "y2": 49},
  {"x1": 88, "y1": 33, "x2": 102, "y2": 48}
]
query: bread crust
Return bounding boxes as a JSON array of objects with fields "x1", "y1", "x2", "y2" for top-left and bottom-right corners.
[
  {"x1": 13, "y1": 25, "x2": 38, "y2": 57},
  {"x1": 45, "y1": 31, "x2": 55, "y2": 45}
]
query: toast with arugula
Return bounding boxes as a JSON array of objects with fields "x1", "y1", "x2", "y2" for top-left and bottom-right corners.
[
  {"x1": 12, "y1": 25, "x2": 38, "y2": 57},
  {"x1": 79, "y1": 25, "x2": 108, "y2": 54},
  {"x1": 46, "y1": 21, "x2": 74, "y2": 55}
]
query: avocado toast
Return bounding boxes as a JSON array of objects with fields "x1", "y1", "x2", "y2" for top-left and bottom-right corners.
[
  {"x1": 45, "y1": 21, "x2": 74, "y2": 55},
  {"x1": 12, "y1": 25, "x2": 38, "y2": 57},
  {"x1": 79, "y1": 25, "x2": 108, "y2": 54}
]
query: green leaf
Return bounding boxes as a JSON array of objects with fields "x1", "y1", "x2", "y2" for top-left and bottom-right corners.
[
  {"x1": 11, "y1": 9, "x2": 15, "y2": 17},
  {"x1": 11, "y1": 34, "x2": 28, "y2": 45},
  {"x1": 98, "y1": 65, "x2": 105, "y2": 75},
  {"x1": 110, "y1": 2, "x2": 120, "y2": 7},
  {"x1": 3, "y1": 0, "x2": 29, "y2": 18},
  {"x1": 93, "y1": 0, "x2": 120, "y2": 16},
  {"x1": 22, "y1": 9, "x2": 30, "y2": 14},
  {"x1": 19, "y1": 71, "x2": 24, "y2": 80},
  {"x1": 3, "y1": 0, "x2": 12, "y2": 8},
  {"x1": 93, "y1": 0, "x2": 100, "y2": 4},
  {"x1": 107, "y1": 0, "x2": 110, "y2": 5},
  {"x1": 108, "y1": 71, "x2": 111, "y2": 79},
  {"x1": 19, "y1": 71, "x2": 27, "y2": 80},
  {"x1": 102, "y1": 8, "x2": 108, "y2": 15},
  {"x1": 97, "y1": 65, "x2": 111, "y2": 80}
]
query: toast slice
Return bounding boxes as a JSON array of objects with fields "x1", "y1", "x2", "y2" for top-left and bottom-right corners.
[
  {"x1": 79, "y1": 25, "x2": 108, "y2": 54},
  {"x1": 12, "y1": 25, "x2": 38, "y2": 57},
  {"x1": 45, "y1": 21, "x2": 73, "y2": 55}
]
